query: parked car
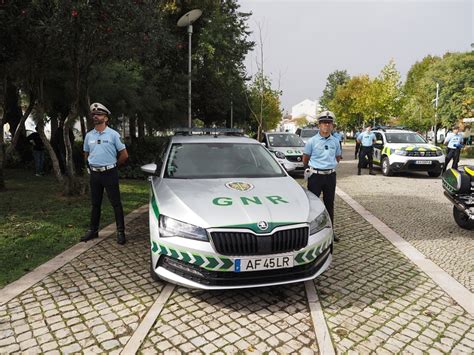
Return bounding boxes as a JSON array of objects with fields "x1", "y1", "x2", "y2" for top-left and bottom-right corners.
[
  {"x1": 295, "y1": 128, "x2": 319, "y2": 144},
  {"x1": 262, "y1": 132, "x2": 305, "y2": 173},
  {"x1": 140, "y1": 129, "x2": 334, "y2": 290}
]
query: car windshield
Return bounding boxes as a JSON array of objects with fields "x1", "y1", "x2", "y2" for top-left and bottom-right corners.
[
  {"x1": 267, "y1": 134, "x2": 305, "y2": 147},
  {"x1": 165, "y1": 143, "x2": 286, "y2": 179},
  {"x1": 301, "y1": 130, "x2": 318, "y2": 138},
  {"x1": 385, "y1": 133, "x2": 427, "y2": 144}
]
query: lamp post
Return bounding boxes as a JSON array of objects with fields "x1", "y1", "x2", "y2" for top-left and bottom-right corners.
[
  {"x1": 177, "y1": 9, "x2": 202, "y2": 129},
  {"x1": 432, "y1": 82, "x2": 439, "y2": 144}
]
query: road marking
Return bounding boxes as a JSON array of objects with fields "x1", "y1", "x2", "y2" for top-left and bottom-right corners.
[
  {"x1": 305, "y1": 281, "x2": 336, "y2": 355},
  {"x1": 0, "y1": 205, "x2": 148, "y2": 306},
  {"x1": 121, "y1": 283, "x2": 175, "y2": 355},
  {"x1": 336, "y1": 187, "x2": 474, "y2": 316}
]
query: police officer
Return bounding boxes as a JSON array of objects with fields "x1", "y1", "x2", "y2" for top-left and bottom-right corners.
[
  {"x1": 354, "y1": 127, "x2": 363, "y2": 159},
  {"x1": 81, "y1": 103, "x2": 129, "y2": 244},
  {"x1": 303, "y1": 111, "x2": 342, "y2": 242},
  {"x1": 443, "y1": 125, "x2": 463, "y2": 171},
  {"x1": 357, "y1": 124, "x2": 376, "y2": 175}
]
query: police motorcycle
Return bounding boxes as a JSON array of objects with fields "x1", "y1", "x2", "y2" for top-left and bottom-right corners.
[{"x1": 442, "y1": 165, "x2": 474, "y2": 230}]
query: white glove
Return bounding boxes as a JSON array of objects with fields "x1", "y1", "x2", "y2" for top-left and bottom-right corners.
[{"x1": 304, "y1": 168, "x2": 312, "y2": 181}]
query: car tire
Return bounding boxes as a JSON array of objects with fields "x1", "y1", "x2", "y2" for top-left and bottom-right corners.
[
  {"x1": 428, "y1": 170, "x2": 441, "y2": 177},
  {"x1": 150, "y1": 252, "x2": 161, "y2": 282},
  {"x1": 453, "y1": 206, "x2": 474, "y2": 230},
  {"x1": 381, "y1": 157, "x2": 392, "y2": 176}
]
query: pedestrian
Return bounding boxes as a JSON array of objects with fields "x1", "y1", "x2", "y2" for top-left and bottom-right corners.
[
  {"x1": 354, "y1": 127, "x2": 363, "y2": 159},
  {"x1": 27, "y1": 128, "x2": 45, "y2": 176},
  {"x1": 443, "y1": 125, "x2": 463, "y2": 171},
  {"x1": 303, "y1": 111, "x2": 342, "y2": 242},
  {"x1": 357, "y1": 124, "x2": 376, "y2": 175},
  {"x1": 463, "y1": 126, "x2": 471, "y2": 146},
  {"x1": 332, "y1": 125, "x2": 343, "y2": 150},
  {"x1": 81, "y1": 102, "x2": 129, "y2": 245}
]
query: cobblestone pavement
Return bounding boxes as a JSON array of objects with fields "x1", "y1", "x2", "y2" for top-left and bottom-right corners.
[
  {"x1": 318, "y1": 198, "x2": 473, "y2": 353},
  {"x1": 0, "y1": 216, "x2": 164, "y2": 353},
  {"x1": 1, "y1": 155, "x2": 473, "y2": 353},
  {"x1": 140, "y1": 284, "x2": 318, "y2": 354},
  {"x1": 336, "y1": 144, "x2": 474, "y2": 292}
]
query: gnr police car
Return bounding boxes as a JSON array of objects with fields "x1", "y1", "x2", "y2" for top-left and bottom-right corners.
[
  {"x1": 262, "y1": 132, "x2": 305, "y2": 173},
  {"x1": 371, "y1": 127, "x2": 445, "y2": 177},
  {"x1": 141, "y1": 128, "x2": 333, "y2": 289}
]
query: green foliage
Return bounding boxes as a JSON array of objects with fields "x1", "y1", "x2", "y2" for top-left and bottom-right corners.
[
  {"x1": 0, "y1": 169, "x2": 149, "y2": 287},
  {"x1": 247, "y1": 73, "x2": 282, "y2": 139},
  {"x1": 320, "y1": 70, "x2": 350, "y2": 110}
]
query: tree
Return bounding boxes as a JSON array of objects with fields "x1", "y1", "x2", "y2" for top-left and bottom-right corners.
[
  {"x1": 320, "y1": 70, "x2": 350, "y2": 110},
  {"x1": 247, "y1": 73, "x2": 282, "y2": 138}
]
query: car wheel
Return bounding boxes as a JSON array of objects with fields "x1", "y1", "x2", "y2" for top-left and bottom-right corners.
[
  {"x1": 381, "y1": 157, "x2": 392, "y2": 176},
  {"x1": 428, "y1": 170, "x2": 441, "y2": 177},
  {"x1": 150, "y1": 252, "x2": 161, "y2": 282},
  {"x1": 453, "y1": 206, "x2": 474, "y2": 230}
]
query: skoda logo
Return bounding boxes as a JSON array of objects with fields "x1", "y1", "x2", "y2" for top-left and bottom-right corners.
[{"x1": 257, "y1": 221, "x2": 269, "y2": 231}]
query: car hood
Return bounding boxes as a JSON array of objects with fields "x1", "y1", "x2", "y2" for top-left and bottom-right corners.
[
  {"x1": 386, "y1": 143, "x2": 442, "y2": 151},
  {"x1": 268, "y1": 146, "x2": 304, "y2": 156},
  {"x1": 151, "y1": 177, "x2": 324, "y2": 232}
]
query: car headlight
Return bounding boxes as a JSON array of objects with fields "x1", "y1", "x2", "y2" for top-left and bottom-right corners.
[
  {"x1": 159, "y1": 215, "x2": 208, "y2": 241},
  {"x1": 394, "y1": 149, "x2": 407, "y2": 156},
  {"x1": 274, "y1": 151, "x2": 286, "y2": 159},
  {"x1": 309, "y1": 210, "x2": 331, "y2": 235}
]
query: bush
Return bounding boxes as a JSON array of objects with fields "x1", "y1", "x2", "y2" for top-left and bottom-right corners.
[
  {"x1": 461, "y1": 146, "x2": 474, "y2": 159},
  {"x1": 120, "y1": 137, "x2": 169, "y2": 179}
]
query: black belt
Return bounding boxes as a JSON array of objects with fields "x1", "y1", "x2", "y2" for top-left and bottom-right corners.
[{"x1": 90, "y1": 164, "x2": 116, "y2": 172}]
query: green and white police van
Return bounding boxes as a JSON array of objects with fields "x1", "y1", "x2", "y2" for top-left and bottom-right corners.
[
  {"x1": 371, "y1": 127, "x2": 445, "y2": 177},
  {"x1": 141, "y1": 129, "x2": 333, "y2": 289},
  {"x1": 261, "y1": 132, "x2": 305, "y2": 173}
]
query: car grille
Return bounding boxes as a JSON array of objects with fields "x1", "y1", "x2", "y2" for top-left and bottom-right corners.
[
  {"x1": 286, "y1": 155, "x2": 303, "y2": 162},
  {"x1": 210, "y1": 227, "x2": 309, "y2": 256},
  {"x1": 406, "y1": 151, "x2": 438, "y2": 157}
]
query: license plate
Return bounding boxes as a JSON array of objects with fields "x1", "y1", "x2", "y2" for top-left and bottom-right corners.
[
  {"x1": 415, "y1": 160, "x2": 432, "y2": 165},
  {"x1": 234, "y1": 255, "x2": 294, "y2": 272}
]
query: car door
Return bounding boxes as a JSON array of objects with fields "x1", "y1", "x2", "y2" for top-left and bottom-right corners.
[{"x1": 373, "y1": 132, "x2": 384, "y2": 164}]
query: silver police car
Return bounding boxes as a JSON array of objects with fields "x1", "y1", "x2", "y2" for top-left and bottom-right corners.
[{"x1": 141, "y1": 129, "x2": 333, "y2": 289}]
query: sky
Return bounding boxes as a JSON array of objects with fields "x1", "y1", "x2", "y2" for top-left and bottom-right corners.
[{"x1": 239, "y1": 0, "x2": 473, "y2": 113}]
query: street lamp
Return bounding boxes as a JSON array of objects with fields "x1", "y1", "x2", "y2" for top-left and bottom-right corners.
[
  {"x1": 177, "y1": 9, "x2": 202, "y2": 129},
  {"x1": 432, "y1": 82, "x2": 439, "y2": 144}
]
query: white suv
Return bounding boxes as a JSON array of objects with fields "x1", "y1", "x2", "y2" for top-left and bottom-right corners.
[{"x1": 371, "y1": 127, "x2": 445, "y2": 177}]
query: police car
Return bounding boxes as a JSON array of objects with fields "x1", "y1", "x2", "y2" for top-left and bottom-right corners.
[
  {"x1": 371, "y1": 127, "x2": 445, "y2": 177},
  {"x1": 140, "y1": 128, "x2": 333, "y2": 289},
  {"x1": 295, "y1": 127, "x2": 319, "y2": 144},
  {"x1": 262, "y1": 132, "x2": 305, "y2": 173}
]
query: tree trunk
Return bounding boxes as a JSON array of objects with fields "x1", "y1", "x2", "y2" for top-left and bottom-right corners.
[
  {"x1": 36, "y1": 114, "x2": 64, "y2": 184},
  {"x1": 6, "y1": 91, "x2": 35, "y2": 156},
  {"x1": 0, "y1": 74, "x2": 6, "y2": 191},
  {"x1": 129, "y1": 115, "x2": 137, "y2": 142},
  {"x1": 137, "y1": 115, "x2": 145, "y2": 139}
]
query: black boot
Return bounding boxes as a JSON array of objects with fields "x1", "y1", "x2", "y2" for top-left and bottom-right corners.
[
  {"x1": 369, "y1": 170, "x2": 376, "y2": 175},
  {"x1": 117, "y1": 230, "x2": 126, "y2": 245},
  {"x1": 81, "y1": 230, "x2": 98, "y2": 242},
  {"x1": 358, "y1": 169, "x2": 361, "y2": 175}
]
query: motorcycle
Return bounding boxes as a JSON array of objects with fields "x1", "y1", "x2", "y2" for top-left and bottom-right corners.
[{"x1": 442, "y1": 166, "x2": 474, "y2": 230}]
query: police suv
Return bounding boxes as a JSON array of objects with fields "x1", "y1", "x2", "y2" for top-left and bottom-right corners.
[
  {"x1": 371, "y1": 127, "x2": 445, "y2": 177},
  {"x1": 262, "y1": 132, "x2": 305, "y2": 173},
  {"x1": 140, "y1": 128, "x2": 333, "y2": 290}
]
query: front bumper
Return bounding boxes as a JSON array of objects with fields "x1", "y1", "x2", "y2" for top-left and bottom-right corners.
[
  {"x1": 280, "y1": 159, "x2": 304, "y2": 172},
  {"x1": 388, "y1": 156, "x2": 444, "y2": 172},
  {"x1": 150, "y1": 221, "x2": 333, "y2": 289}
]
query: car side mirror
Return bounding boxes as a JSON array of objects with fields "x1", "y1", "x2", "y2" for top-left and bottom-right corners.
[
  {"x1": 375, "y1": 140, "x2": 383, "y2": 145},
  {"x1": 261, "y1": 142, "x2": 266, "y2": 147},
  {"x1": 141, "y1": 163, "x2": 161, "y2": 175}
]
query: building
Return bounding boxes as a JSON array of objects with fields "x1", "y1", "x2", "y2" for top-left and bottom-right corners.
[{"x1": 290, "y1": 99, "x2": 321, "y2": 124}]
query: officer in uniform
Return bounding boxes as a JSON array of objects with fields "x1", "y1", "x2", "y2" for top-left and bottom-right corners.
[
  {"x1": 81, "y1": 103, "x2": 129, "y2": 244},
  {"x1": 303, "y1": 111, "x2": 342, "y2": 242},
  {"x1": 444, "y1": 125, "x2": 463, "y2": 171},
  {"x1": 357, "y1": 124, "x2": 376, "y2": 175},
  {"x1": 354, "y1": 127, "x2": 363, "y2": 159}
]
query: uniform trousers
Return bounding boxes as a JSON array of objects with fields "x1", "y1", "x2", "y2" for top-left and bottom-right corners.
[
  {"x1": 445, "y1": 148, "x2": 461, "y2": 170},
  {"x1": 89, "y1": 168, "x2": 125, "y2": 232},
  {"x1": 355, "y1": 142, "x2": 361, "y2": 159},
  {"x1": 358, "y1": 146, "x2": 374, "y2": 170},
  {"x1": 307, "y1": 172, "x2": 336, "y2": 225}
]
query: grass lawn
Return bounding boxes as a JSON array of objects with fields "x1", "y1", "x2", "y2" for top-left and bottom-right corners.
[{"x1": 0, "y1": 169, "x2": 149, "y2": 288}]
